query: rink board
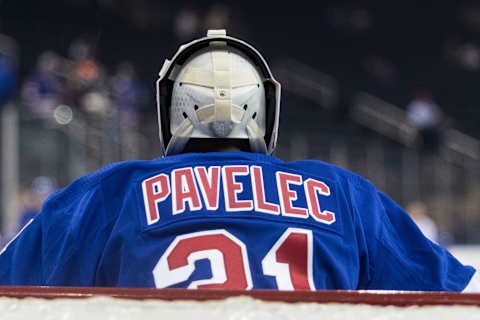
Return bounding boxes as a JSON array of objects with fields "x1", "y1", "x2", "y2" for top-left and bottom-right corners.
[{"x1": 0, "y1": 287, "x2": 480, "y2": 320}]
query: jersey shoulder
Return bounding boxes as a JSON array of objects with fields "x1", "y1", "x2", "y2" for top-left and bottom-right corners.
[
  {"x1": 283, "y1": 158, "x2": 373, "y2": 190},
  {"x1": 42, "y1": 158, "x2": 177, "y2": 215}
]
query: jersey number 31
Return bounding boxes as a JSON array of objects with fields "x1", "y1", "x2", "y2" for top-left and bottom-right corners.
[{"x1": 153, "y1": 228, "x2": 315, "y2": 290}]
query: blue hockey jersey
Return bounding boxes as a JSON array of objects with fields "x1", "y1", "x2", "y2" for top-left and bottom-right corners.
[{"x1": 0, "y1": 152, "x2": 475, "y2": 290}]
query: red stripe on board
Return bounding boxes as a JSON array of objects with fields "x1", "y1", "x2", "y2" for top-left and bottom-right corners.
[{"x1": 0, "y1": 287, "x2": 479, "y2": 307}]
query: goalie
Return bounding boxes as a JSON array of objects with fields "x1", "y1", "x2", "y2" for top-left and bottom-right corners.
[{"x1": 0, "y1": 30, "x2": 478, "y2": 292}]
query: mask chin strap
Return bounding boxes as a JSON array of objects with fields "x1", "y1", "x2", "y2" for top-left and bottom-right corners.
[
  {"x1": 247, "y1": 118, "x2": 267, "y2": 153},
  {"x1": 165, "y1": 117, "x2": 193, "y2": 155}
]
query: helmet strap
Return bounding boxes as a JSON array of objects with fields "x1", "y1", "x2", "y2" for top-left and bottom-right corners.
[
  {"x1": 247, "y1": 118, "x2": 267, "y2": 154},
  {"x1": 165, "y1": 117, "x2": 193, "y2": 155}
]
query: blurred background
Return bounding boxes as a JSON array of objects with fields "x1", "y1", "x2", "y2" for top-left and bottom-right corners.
[{"x1": 0, "y1": 0, "x2": 479, "y2": 257}]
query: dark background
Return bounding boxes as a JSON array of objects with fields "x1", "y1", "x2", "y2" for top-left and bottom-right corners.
[{"x1": 2, "y1": 0, "x2": 480, "y2": 138}]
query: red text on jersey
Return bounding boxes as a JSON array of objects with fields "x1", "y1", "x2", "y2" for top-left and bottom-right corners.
[{"x1": 141, "y1": 166, "x2": 336, "y2": 226}]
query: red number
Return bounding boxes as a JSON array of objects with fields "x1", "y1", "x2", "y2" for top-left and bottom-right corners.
[
  {"x1": 262, "y1": 228, "x2": 315, "y2": 290},
  {"x1": 153, "y1": 230, "x2": 252, "y2": 289},
  {"x1": 153, "y1": 228, "x2": 314, "y2": 290}
]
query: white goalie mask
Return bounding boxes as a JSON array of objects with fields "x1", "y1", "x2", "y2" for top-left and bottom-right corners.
[{"x1": 156, "y1": 29, "x2": 281, "y2": 156}]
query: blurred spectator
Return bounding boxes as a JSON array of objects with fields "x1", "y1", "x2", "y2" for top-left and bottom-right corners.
[
  {"x1": 109, "y1": 61, "x2": 148, "y2": 160},
  {"x1": 174, "y1": 5, "x2": 201, "y2": 41},
  {"x1": 406, "y1": 201, "x2": 439, "y2": 244},
  {"x1": 406, "y1": 89, "x2": 446, "y2": 152},
  {"x1": 69, "y1": 36, "x2": 95, "y2": 62},
  {"x1": 21, "y1": 51, "x2": 64, "y2": 118},
  {"x1": 17, "y1": 176, "x2": 57, "y2": 231},
  {"x1": 444, "y1": 38, "x2": 480, "y2": 72},
  {"x1": 110, "y1": 61, "x2": 147, "y2": 125},
  {"x1": 454, "y1": 42, "x2": 480, "y2": 72},
  {"x1": 0, "y1": 34, "x2": 18, "y2": 111},
  {"x1": 64, "y1": 37, "x2": 110, "y2": 117}
]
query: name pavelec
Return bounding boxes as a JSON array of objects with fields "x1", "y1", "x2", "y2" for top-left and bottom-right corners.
[{"x1": 141, "y1": 165, "x2": 336, "y2": 226}]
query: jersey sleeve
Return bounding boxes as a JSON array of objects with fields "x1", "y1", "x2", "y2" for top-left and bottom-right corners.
[
  {"x1": 0, "y1": 179, "x2": 114, "y2": 286},
  {"x1": 350, "y1": 180, "x2": 476, "y2": 291}
]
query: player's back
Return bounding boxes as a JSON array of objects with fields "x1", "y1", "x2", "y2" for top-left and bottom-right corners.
[
  {"x1": 91, "y1": 151, "x2": 363, "y2": 289},
  {"x1": 3, "y1": 151, "x2": 472, "y2": 291}
]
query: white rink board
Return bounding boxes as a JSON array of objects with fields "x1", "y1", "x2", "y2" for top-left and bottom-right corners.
[
  {"x1": 449, "y1": 245, "x2": 480, "y2": 270},
  {"x1": 1, "y1": 296, "x2": 480, "y2": 320}
]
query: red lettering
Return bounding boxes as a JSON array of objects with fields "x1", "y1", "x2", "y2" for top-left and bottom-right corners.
[
  {"x1": 195, "y1": 166, "x2": 221, "y2": 210},
  {"x1": 142, "y1": 174, "x2": 170, "y2": 225},
  {"x1": 222, "y1": 166, "x2": 253, "y2": 212},
  {"x1": 276, "y1": 172, "x2": 308, "y2": 218},
  {"x1": 172, "y1": 168, "x2": 202, "y2": 214},
  {"x1": 304, "y1": 179, "x2": 335, "y2": 224},
  {"x1": 251, "y1": 166, "x2": 279, "y2": 215}
]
